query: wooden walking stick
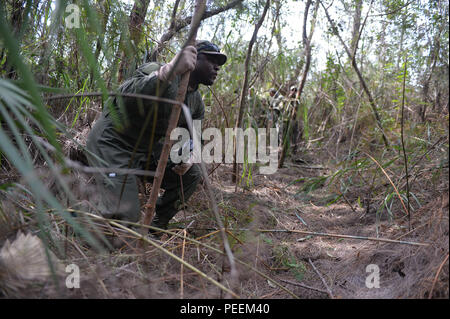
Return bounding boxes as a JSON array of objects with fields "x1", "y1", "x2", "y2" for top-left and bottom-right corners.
[{"x1": 140, "y1": 0, "x2": 206, "y2": 235}]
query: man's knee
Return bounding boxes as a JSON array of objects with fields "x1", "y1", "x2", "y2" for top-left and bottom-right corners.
[
  {"x1": 182, "y1": 163, "x2": 202, "y2": 188},
  {"x1": 96, "y1": 174, "x2": 141, "y2": 222}
]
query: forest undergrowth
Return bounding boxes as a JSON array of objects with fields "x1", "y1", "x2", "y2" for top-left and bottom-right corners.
[
  {"x1": 1, "y1": 109, "x2": 448, "y2": 299},
  {"x1": 0, "y1": 0, "x2": 448, "y2": 300}
]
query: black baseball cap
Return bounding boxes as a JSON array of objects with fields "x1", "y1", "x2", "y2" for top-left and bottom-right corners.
[{"x1": 195, "y1": 40, "x2": 227, "y2": 66}]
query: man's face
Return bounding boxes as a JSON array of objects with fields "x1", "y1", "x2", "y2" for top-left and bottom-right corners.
[{"x1": 191, "y1": 53, "x2": 221, "y2": 86}]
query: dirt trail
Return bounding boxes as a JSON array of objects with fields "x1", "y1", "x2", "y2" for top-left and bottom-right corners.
[{"x1": 193, "y1": 155, "x2": 449, "y2": 299}]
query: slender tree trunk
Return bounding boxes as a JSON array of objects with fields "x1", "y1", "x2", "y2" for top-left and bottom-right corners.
[
  {"x1": 232, "y1": 0, "x2": 271, "y2": 184},
  {"x1": 351, "y1": 0, "x2": 362, "y2": 57},
  {"x1": 274, "y1": 0, "x2": 282, "y2": 53},
  {"x1": 320, "y1": 0, "x2": 390, "y2": 148},
  {"x1": 339, "y1": 0, "x2": 362, "y2": 151}
]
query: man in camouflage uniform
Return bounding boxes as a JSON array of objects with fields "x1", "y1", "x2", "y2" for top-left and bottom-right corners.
[{"x1": 86, "y1": 41, "x2": 227, "y2": 232}]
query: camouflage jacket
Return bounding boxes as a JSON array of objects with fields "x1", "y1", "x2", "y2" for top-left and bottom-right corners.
[{"x1": 104, "y1": 62, "x2": 204, "y2": 151}]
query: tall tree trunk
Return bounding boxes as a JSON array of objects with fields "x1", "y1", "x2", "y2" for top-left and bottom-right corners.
[
  {"x1": 396, "y1": 13, "x2": 407, "y2": 71},
  {"x1": 351, "y1": 0, "x2": 362, "y2": 57},
  {"x1": 232, "y1": 0, "x2": 271, "y2": 184}
]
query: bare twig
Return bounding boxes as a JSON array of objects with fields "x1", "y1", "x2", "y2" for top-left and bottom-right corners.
[
  {"x1": 365, "y1": 152, "x2": 410, "y2": 218},
  {"x1": 368, "y1": 0, "x2": 414, "y2": 17},
  {"x1": 428, "y1": 253, "x2": 449, "y2": 299},
  {"x1": 148, "y1": 0, "x2": 244, "y2": 62},
  {"x1": 280, "y1": 278, "x2": 328, "y2": 295},
  {"x1": 44, "y1": 92, "x2": 185, "y2": 107},
  {"x1": 400, "y1": 57, "x2": 411, "y2": 230},
  {"x1": 179, "y1": 174, "x2": 187, "y2": 225},
  {"x1": 308, "y1": 258, "x2": 334, "y2": 299},
  {"x1": 199, "y1": 227, "x2": 430, "y2": 246},
  {"x1": 207, "y1": 86, "x2": 229, "y2": 127},
  {"x1": 290, "y1": 164, "x2": 328, "y2": 170},
  {"x1": 180, "y1": 229, "x2": 187, "y2": 299},
  {"x1": 198, "y1": 162, "x2": 240, "y2": 298},
  {"x1": 295, "y1": 209, "x2": 308, "y2": 226},
  {"x1": 337, "y1": 189, "x2": 357, "y2": 213},
  {"x1": 66, "y1": 159, "x2": 156, "y2": 177},
  {"x1": 207, "y1": 163, "x2": 223, "y2": 177}
]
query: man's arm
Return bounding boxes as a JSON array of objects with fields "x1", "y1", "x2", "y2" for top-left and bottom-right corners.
[{"x1": 119, "y1": 46, "x2": 197, "y2": 100}]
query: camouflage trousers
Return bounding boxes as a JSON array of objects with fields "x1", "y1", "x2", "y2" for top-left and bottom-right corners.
[{"x1": 86, "y1": 114, "x2": 201, "y2": 229}]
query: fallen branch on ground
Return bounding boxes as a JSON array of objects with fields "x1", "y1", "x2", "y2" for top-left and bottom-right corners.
[
  {"x1": 191, "y1": 227, "x2": 431, "y2": 246},
  {"x1": 279, "y1": 278, "x2": 328, "y2": 295},
  {"x1": 308, "y1": 258, "x2": 334, "y2": 299}
]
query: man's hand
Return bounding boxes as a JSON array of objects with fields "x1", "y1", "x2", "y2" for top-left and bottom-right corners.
[{"x1": 156, "y1": 46, "x2": 197, "y2": 82}]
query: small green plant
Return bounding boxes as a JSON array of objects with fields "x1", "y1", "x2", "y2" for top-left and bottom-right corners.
[
  {"x1": 218, "y1": 201, "x2": 254, "y2": 228},
  {"x1": 283, "y1": 256, "x2": 307, "y2": 282},
  {"x1": 272, "y1": 244, "x2": 306, "y2": 281}
]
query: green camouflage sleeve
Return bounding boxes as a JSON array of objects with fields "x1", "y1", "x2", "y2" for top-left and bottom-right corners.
[
  {"x1": 119, "y1": 62, "x2": 180, "y2": 102},
  {"x1": 111, "y1": 62, "x2": 204, "y2": 144},
  {"x1": 190, "y1": 92, "x2": 205, "y2": 121}
]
